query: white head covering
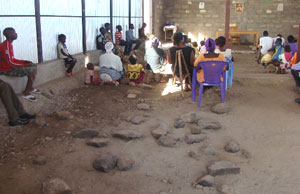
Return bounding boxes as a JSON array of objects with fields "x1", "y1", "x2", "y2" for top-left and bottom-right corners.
[{"x1": 105, "y1": 42, "x2": 114, "y2": 52}]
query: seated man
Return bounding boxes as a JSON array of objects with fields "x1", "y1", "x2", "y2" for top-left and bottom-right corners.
[
  {"x1": 99, "y1": 42, "x2": 124, "y2": 86},
  {"x1": 96, "y1": 27, "x2": 108, "y2": 52},
  {"x1": 0, "y1": 27, "x2": 38, "y2": 102},
  {"x1": 257, "y1": 31, "x2": 273, "y2": 64},
  {"x1": 0, "y1": 79, "x2": 36, "y2": 126},
  {"x1": 125, "y1": 24, "x2": 142, "y2": 55},
  {"x1": 104, "y1": 23, "x2": 112, "y2": 42}
]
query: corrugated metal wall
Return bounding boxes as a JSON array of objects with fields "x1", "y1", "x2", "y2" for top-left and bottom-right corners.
[{"x1": 0, "y1": 0, "x2": 144, "y2": 63}]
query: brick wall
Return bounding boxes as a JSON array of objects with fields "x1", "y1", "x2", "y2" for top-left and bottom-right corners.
[
  {"x1": 152, "y1": 0, "x2": 166, "y2": 39},
  {"x1": 154, "y1": 0, "x2": 300, "y2": 43}
]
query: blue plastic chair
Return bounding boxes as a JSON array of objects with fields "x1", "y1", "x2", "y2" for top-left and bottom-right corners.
[
  {"x1": 225, "y1": 57, "x2": 234, "y2": 90},
  {"x1": 192, "y1": 61, "x2": 229, "y2": 107}
]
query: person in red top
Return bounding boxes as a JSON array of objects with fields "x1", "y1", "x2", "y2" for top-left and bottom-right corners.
[
  {"x1": 0, "y1": 27, "x2": 38, "y2": 102},
  {"x1": 115, "y1": 25, "x2": 129, "y2": 55}
]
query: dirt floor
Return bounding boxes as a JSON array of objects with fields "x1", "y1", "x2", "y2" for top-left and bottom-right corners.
[{"x1": 0, "y1": 51, "x2": 300, "y2": 194}]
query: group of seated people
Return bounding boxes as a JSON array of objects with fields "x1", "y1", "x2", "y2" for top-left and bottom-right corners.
[
  {"x1": 257, "y1": 30, "x2": 300, "y2": 103},
  {"x1": 166, "y1": 32, "x2": 232, "y2": 91},
  {"x1": 258, "y1": 31, "x2": 298, "y2": 73}
]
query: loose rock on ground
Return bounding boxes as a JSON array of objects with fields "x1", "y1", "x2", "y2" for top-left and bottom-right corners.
[
  {"x1": 73, "y1": 129, "x2": 99, "y2": 138},
  {"x1": 86, "y1": 138, "x2": 109, "y2": 148},
  {"x1": 185, "y1": 134, "x2": 207, "y2": 144},
  {"x1": 224, "y1": 140, "x2": 240, "y2": 153},
  {"x1": 197, "y1": 118, "x2": 222, "y2": 130},
  {"x1": 117, "y1": 157, "x2": 135, "y2": 171},
  {"x1": 208, "y1": 160, "x2": 240, "y2": 176},
  {"x1": 93, "y1": 152, "x2": 118, "y2": 173},
  {"x1": 113, "y1": 130, "x2": 143, "y2": 140},
  {"x1": 41, "y1": 178, "x2": 72, "y2": 194}
]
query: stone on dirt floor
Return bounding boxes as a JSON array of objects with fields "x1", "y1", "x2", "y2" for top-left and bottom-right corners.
[
  {"x1": 190, "y1": 126, "x2": 202, "y2": 134},
  {"x1": 86, "y1": 138, "x2": 109, "y2": 148},
  {"x1": 151, "y1": 123, "x2": 168, "y2": 139},
  {"x1": 224, "y1": 140, "x2": 240, "y2": 153},
  {"x1": 127, "y1": 93, "x2": 137, "y2": 99},
  {"x1": 197, "y1": 118, "x2": 222, "y2": 130},
  {"x1": 93, "y1": 153, "x2": 118, "y2": 173},
  {"x1": 73, "y1": 129, "x2": 99, "y2": 138},
  {"x1": 241, "y1": 149, "x2": 252, "y2": 159},
  {"x1": 266, "y1": 64, "x2": 276, "y2": 73},
  {"x1": 185, "y1": 134, "x2": 207, "y2": 144},
  {"x1": 211, "y1": 103, "x2": 231, "y2": 114},
  {"x1": 113, "y1": 130, "x2": 142, "y2": 140},
  {"x1": 174, "y1": 119, "x2": 185, "y2": 128},
  {"x1": 157, "y1": 135, "x2": 179, "y2": 148},
  {"x1": 217, "y1": 184, "x2": 235, "y2": 194},
  {"x1": 208, "y1": 160, "x2": 240, "y2": 176},
  {"x1": 34, "y1": 117, "x2": 47, "y2": 127},
  {"x1": 201, "y1": 144, "x2": 218, "y2": 156},
  {"x1": 137, "y1": 103, "x2": 151, "y2": 110},
  {"x1": 117, "y1": 157, "x2": 135, "y2": 171},
  {"x1": 196, "y1": 175, "x2": 215, "y2": 187},
  {"x1": 128, "y1": 82, "x2": 136, "y2": 87},
  {"x1": 41, "y1": 178, "x2": 72, "y2": 194},
  {"x1": 56, "y1": 111, "x2": 73, "y2": 120},
  {"x1": 33, "y1": 156, "x2": 47, "y2": 165},
  {"x1": 130, "y1": 116, "x2": 146, "y2": 125},
  {"x1": 127, "y1": 89, "x2": 142, "y2": 95},
  {"x1": 180, "y1": 112, "x2": 197, "y2": 123},
  {"x1": 136, "y1": 83, "x2": 154, "y2": 89}
]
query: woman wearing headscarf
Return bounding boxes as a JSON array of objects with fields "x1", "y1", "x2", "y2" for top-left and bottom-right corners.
[
  {"x1": 194, "y1": 38, "x2": 226, "y2": 83},
  {"x1": 145, "y1": 37, "x2": 165, "y2": 73},
  {"x1": 168, "y1": 32, "x2": 195, "y2": 91},
  {"x1": 99, "y1": 42, "x2": 124, "y2": 86}
]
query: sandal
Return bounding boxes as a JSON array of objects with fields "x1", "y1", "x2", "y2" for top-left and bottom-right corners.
[
  {"x1": 23, "y1": 95, "x2": 37, "y2": 102},
  {"x1": 31, "y1": 88, "x2": 40, "y2": 94}
]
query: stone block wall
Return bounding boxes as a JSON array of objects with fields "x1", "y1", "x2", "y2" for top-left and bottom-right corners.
[
  {"x1": 152, "y1": 0, "x2": 166, "y2": 39},
  {"x1": 155, "y1": 0, "x2": 300, "y2": 43}
]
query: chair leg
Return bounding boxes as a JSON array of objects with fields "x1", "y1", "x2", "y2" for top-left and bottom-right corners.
[
  {"x1": 198, "y1": 84, "x2": 204, "y2": 107},
  {"x1": 220, "y1": 83, "x2": 226, "y2": 103},
  {"x1": 192, "y1": 82, "x2": 196, "y2": 102}
]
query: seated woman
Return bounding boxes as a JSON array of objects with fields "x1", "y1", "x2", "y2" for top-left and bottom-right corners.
[
  {"x1": 167, "y1": 32, "x2": 195, "y2": 91},
  {"x1": 285, "y1": 35, "x2": 297, "y2": 56},
  {"x1": 194, "y1": 38, "x2": 226, "y2": 83},
  {"x1": 145, "y1": 37, "x2": 165, "y2": 73},
  {"x1": 99, "y1": 42, "x2": 124, "y2": 86},
  {"x1": 215, "y1": 36, "x2": 233, "y2": 61}
]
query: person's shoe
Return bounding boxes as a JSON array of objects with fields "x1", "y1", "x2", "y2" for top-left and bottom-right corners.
[
  {"x1": 65, "y1": 72, "x2": 72, "y2": 77},
  {"x1": 20, "y1": 113, "x2": 36, "y2": 120},
  {"x1": 23, "y1": 94, "x2": 37, "y2": 102},
  {"x1": 9, "y1": 118, "x2": 29, "y2": 126},
  {"x1": 295, "y1": 98, "x2": 300, "y2": 104},
  {"x1": 31, "y1": 88, "x2": 41, "y2": 94}
]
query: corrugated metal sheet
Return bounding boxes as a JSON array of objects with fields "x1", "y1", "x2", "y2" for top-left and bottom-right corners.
[
  {"x1": 41, "y1": 17, "x2": 82, "y2": 61},
  {"x1": 0, "y1": 0, "x2": 35, "y2": 15},
  {"x1": 40, "y1": 0, "x2": 81, "y2": 16},
  {"x1": 0, "y1": 17, "x2": 38, "y2": 63}
]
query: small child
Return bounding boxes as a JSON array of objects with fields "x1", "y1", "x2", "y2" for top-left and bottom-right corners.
[
  {"x1": 278, "y1": 45, "x2": 293, "y2": 73},
  {"x1": 199, "y1": 40, "x2": 207, "y2": 54},
  {"x1": 127, "y1": 55, "x2": 144, "y2": 84},
  {"x1": 57, "y1": 34, "x2": 77, "y2": 76},
  {"x1": 85, "y1": 63, "x2": 94, "y2": 84},
  {"x1": 261, "y1": 48, "x2": 274, "y2": 67}
]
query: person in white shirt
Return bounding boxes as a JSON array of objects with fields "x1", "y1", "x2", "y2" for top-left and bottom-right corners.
[
  {"x1": 257, "y1": 31, "x2": 273, "y2": 63},
  {"x1": 99, "y1": 42, "x2": 124, "y2": 86}
]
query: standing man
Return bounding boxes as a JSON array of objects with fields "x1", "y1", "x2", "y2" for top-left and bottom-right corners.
[
  {"x1": 0, "y1": 79, "x2": 36, "y2": 126},
  {"x1": 125, "y1": 24, "x2": 142, "y2": 55},
  {"x1": 0, "y1": 27, "x2": 39, "y2": 102}
]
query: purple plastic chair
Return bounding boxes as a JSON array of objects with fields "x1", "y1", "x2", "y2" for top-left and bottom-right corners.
[{"x1": 192, "y1": 61, "x2": 229, "y2": 107}]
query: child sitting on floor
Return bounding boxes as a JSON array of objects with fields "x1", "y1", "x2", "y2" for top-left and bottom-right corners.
[
  {"x1": 85, "y1": 63, "x2": 94, "y2": 84},
  {"x1": 278, "y1": 45, "x2": 293, "y2": 74},
  {"x1": 57, "y1": 34, "x2": 77, "y2": 77},
  {"x1": 261, "y1": 48, "x2": 275, "y2": 67},
  {"x1": 127, "y1": 55, "x2": 144, "y2": 84}
]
